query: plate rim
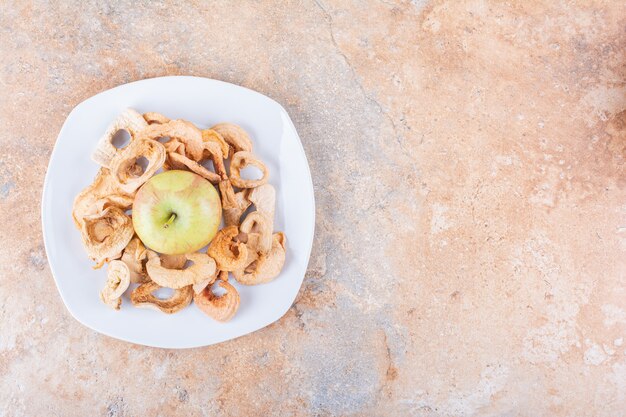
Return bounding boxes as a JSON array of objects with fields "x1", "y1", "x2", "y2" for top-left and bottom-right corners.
[{"x1": 41, "y1": 75, "x2": 316, "y2": 348}]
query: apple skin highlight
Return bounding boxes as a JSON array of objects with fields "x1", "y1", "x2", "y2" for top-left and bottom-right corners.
[{"x1": 132, "y1": 170, "x2": 222, "y2": 255}]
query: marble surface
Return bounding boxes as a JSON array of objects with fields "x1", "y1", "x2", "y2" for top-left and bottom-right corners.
[{"x1": 1, "y1": 1, "x2": 625, "y2": 415}]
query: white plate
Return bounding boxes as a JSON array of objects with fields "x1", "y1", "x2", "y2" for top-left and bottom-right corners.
[{"x1": 42, "y1": 76, "x2": 315, "y2": 348}]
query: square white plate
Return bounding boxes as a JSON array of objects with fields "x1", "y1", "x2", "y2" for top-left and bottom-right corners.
[{"x1": 42, "y1": 76, "x2": 315, "y2": 348}]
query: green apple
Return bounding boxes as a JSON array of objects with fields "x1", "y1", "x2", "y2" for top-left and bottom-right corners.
[{"x1": 132, "y1": 170, "x2": 222, "y2": 255}]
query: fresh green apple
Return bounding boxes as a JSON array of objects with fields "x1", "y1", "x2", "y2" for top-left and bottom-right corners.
[{"x1": 132, "y1": 170, "x2": 222, "y2": 255}]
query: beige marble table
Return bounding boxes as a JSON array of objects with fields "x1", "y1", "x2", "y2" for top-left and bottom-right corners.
[{"x1": 1, "y1": 1, "x2": 625, "y2": 416}]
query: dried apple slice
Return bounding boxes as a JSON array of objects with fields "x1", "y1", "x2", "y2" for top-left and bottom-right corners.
[
  {"x1": 99, "y1": 260, "x2": 131, "y2": 310},
  {"x1": 223, "y1": 189, "x2": 251, "y2": 227},
  {"x1": 233, "y1": 232, "x2": 286, "y2": 285},
  {"x1": 240, "y1": 212, "x2": 273, "y2": 255},
  {"x1": 92, "y1": 109, "x2": 148, "y2": 168},
  {"x1": 136, "y1": 119, "x2": 204, "y2": 161},
  {"x1": 120, "y1": 237, "x2": 150, "y2": 283},
  {"x1": 143, "y1": 112, "x2": 170, "y2": 125},
  {"x1": 202, "y1": 129, "x2": 230, "y2": 158},
  {"x1": 202, "y1": 142, "x2": 227, "y2": 180},
  {"x1": 164, "y1": 138, "x2": 186, "y2": 155},
  {"x1": 130, "y1": 282, "x2": 193, "y2": 314},
  {"x1": 72, "y1": 168, "x2": 132, "y2": 228},
  {"x1": 194, "y1": 280, "x2": 240, "y2": 322},
  {"x1": 109, "y1": 139, "x2": 166, "y2": 194},
  {"x1": 160, "y1": 254, "x2": 187, "y2": 270},
  {"x1": 229, "y1": 151, "x2": 269, "y2": 188},
  {"x1": 146, "y1": 252, "x2": 217, "y2": 289},
  {"x1": 207, "y1": 226, "x2": 248, "y2": 271},
  {"x1": 218, "y1": 270, "x2": 229, "y2": 282},
  {"x1": 210, "y1": 123, "x2": 252, "y2": 157},
  {"x1": 80, "y1": 206, "x2": 134, "y2": 266},
  {"x1": 248, "y1": 184, "x2": 275, "y2": 224},
  {"x1": 168, "y1": 152, "x2": 221, "y2": 183},
  {"x1": 218, "y1": 180, "x2": 238, "y2": 210}
]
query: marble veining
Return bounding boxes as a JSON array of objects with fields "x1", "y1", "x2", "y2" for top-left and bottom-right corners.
[{"x1": 0, "y1": 1, "x2": 624, "y2": 415}]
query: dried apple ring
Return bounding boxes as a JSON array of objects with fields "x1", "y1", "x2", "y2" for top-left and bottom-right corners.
[
  {"x1": 72, "y1": 168, "x2": 132, "y2": 228},
  {"x1": 218, "y1": 180, "x2": 238, "y2": 210},
  {"x1": 99, "y1": 260, "x2": 131, "y2": 310},
  {"x1": 202, "y1": 142, "x2": 227, "y2": 180},
  {"x1": 248, "y1": 184, "x2": 275, "y2": 223},
  {"x1": 109, "y1": 139, "x2": 166, "y2": 194},
  {"x1": 192, "y1": 279, "x2": 211, "y2": 294},
  {"x1": 164, "y1": 138, "x2": 186, "y2": 155},
  {"x1": 218, "y1": 270, "x2": 229, "y2": 282},
  {"x1": 130, "y1": 281, "x2": 193, "y2": 314},
  {"x1": 207, "y1": 226, "x2": 248, "y2": 271},
  {"x1": 247, "y1": 183, "x2": 276, "y2": 235},
  {"x1": 137, "y1": 119, "x2": 204, "y2": 161},
  {"x1": 194, "y1": 280, "x2": 240, "y2": 322},
  {"x1": 92, "y1": 109, "x2": 148, "y2": 168},
  {"x1": 240, "y1": 211, "x2": 273, "y2": 255},
  {"x1": 146, "y1": 252, "x2": 217, "y2": 289},
  {"x1": 202, "y1": 129, "x2": 230, "y2": 158},
  {"x1": 143, "y1": 112, "x2": 170, "y2": 125},
  {"x1": 223, "y1": 189, "x2": 251, "y2": 227},
  {"x1": 233, "y1": 232, "x2": 286, "y2": 285},
  {"x1": 94, "y1": 194, "x2": 134, "y2": 216},
  {"x1": 229, "y1": 151, "x2": 269, "y2": 188},
  {"x1": 210, "y1": 123, "x2": 252, "y2": 157},
  {"x1": 120, "y1": 237, "x2": 150, "y2": 283},
  {"x1": 163, "y1": 139, "x2": 185, "y2": 171},
  {"x1": 160, "y1": 254, "x2": 187, "y2": 270},
  {"x1": 168, "y1": 152, "x2": 221, "y2": 184},
  {"x1": 80, "y1": 206, "x2": 134, "y2": 266}
]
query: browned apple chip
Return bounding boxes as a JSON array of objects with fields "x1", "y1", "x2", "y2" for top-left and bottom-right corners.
[
  {"x1": 137, "y1": 119, "x2": 204, "y2": 161},
  {"x1": 168, "y1": 151, "x2": 221, "y2": 183},
  {"x1": 80, "y1": 206, "x2": 134, "y2": 266},
  {"x1": 207, "y1": 226, "x2": 248, "y2": 271},
  {"x1": 210, "y1": 123, "x2": 252, "y2": 157},
  {"x1": 229, "y1": 151, "x2": 269, "y2": 188},
  {"x1": 194, "y1": 280, "x2": 240, "y2": 322},
  {"x1": 146, "y1": 252, "x2": 217, "y2": 289},
  {"x1": 143, "y1": 112, "x2": 170, "y2": 125},
  {"x1": 120, "y1": 237, "x2": 150, "y2": 283},
  {"x1": 202, "y1": 129, "x2": 230, "y2": 158},
  {"x1": 130, "y1": 281, "x2": 193, "y2": 314},
  {"x1": 99, "y1": 260, "x2": 131, "y2": 310},
  {"x1": 233, "y1": 232, "x2": 286, "y2": 286},
  {"x1": 92, "y1": 109, "x2": 148, "y2": 168},
  {"x1": 109, "y1": 139, "x2": 166, "y2": 194}
]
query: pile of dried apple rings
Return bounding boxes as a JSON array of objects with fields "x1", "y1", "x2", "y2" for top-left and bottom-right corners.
[{"x1": 72, "y1": 109, "x2": 286, "y2": 321}]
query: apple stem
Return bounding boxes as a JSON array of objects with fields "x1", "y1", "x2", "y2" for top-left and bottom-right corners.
[{"x1": 164, "y1": 213, "x2": 176, "y2": 228}]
